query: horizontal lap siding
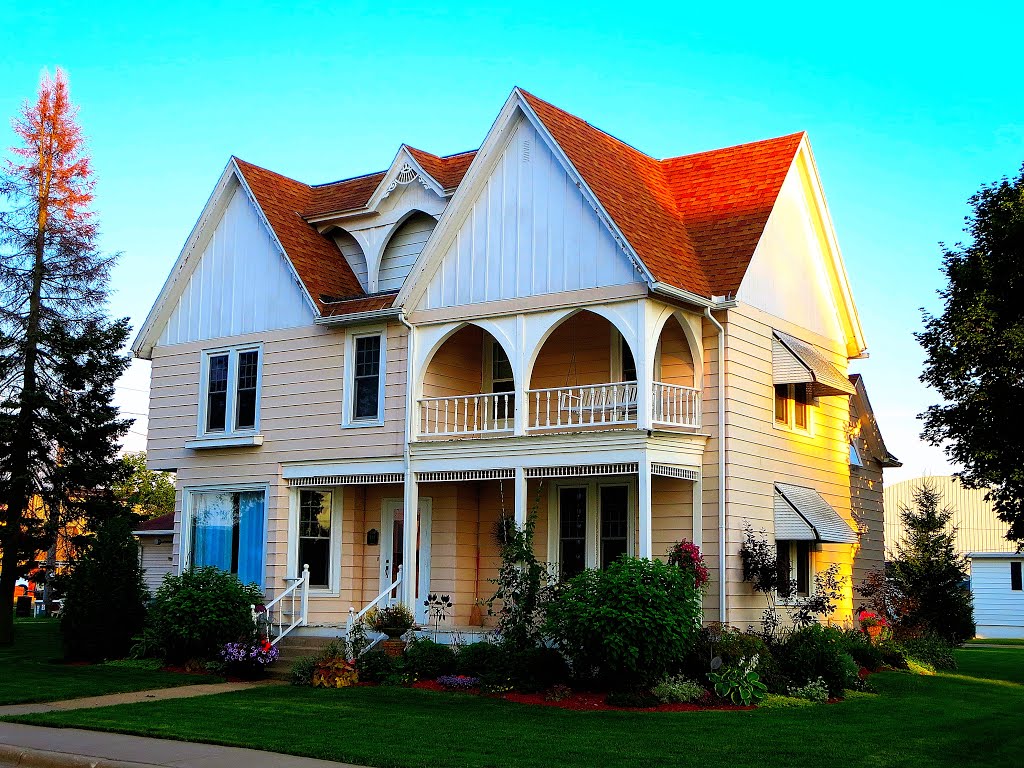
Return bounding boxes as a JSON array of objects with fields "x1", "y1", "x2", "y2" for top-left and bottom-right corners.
[
  {"x1": 971, "y1": 559, "x2": 1024, "y2": 637},
  {"x1": 723, "y1": 305, "x2": 855, "y2": 627}
]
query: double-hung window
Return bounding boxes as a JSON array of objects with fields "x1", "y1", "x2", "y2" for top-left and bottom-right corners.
[
  {"x1": 484, "y1": 340, "x2": 515, "y2": 421},
  {"x1": 774, "y1": 383, "x2": 812, "y2": 432},
  {"x1": 776, "y1": 540, "x2": 812, "y2": 599},
  {"x1": 552, "y1": 481, "x2": 633, "y2": 579},
  {"x1": 200, "y1": 346, "x2": 261, "y2": 436},
  {"x1": 297, "y1": 490, "x2": 334, "y2": 589},
  {"x1": 1012, "y1": 562, "x2": 1023, "y2": 592},
  {"x1": 346, "y1": 329, "x2": 386, "y2": 425},
  {"x1": 187, "y1": 488, "x2": 266, "y2": 588}
]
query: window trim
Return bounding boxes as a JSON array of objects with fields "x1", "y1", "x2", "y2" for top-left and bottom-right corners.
[
  {"x1": 1011, "y1": 561, "x2": 1023, "y2": 592},
  {"x1": 547, "y1": 477, "x2": 636, "y2": 576},
  {"x1": 776, "y1": 539, "x2": 815, "y2": 601},
  {"x1": 343, "y1": 325, "x2": 387, "y2": 428},
  {"x1": 196, "y1": 344, "x2": 263, "y2": 439},
  {"x1": 773, "y1": 383, "x2": 814, "y2": 435},
  {"x1": 609, "y1": 328, "x2": 640, "y2": 383},
  {"x1": 849, "y1": 439, "x2": 864, "y2": 468},
  {"x1": 179, "y1": 483, "x2": 270, "y2": 589},
  {"x1": 287, "y1": 487, "x2": 343, "y2": 596}
]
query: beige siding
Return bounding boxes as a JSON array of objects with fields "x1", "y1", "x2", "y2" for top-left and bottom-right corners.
[
  {"x1": 530, "y1": 311, "x2": 614, "y2": 390},
  {"x1": 849, "y1": 386, "x2": 886, "y2": 600},
  {"x1": 652, "y1": 476, "x2": 694, "y2": 559}
]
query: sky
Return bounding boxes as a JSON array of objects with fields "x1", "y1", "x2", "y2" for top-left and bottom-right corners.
[{"x1": 1, "y1": 1, "x2": 1021, "y2": 482}]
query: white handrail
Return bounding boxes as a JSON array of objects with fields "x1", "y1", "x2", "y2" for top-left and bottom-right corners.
[
  {"x1": 651, "y1": 382, "x2": 701, "y2": 428},
  {"x1": 263, "y1": 564, "x2": 309, "y2": 646},
  {"x1": 419, "y1": 393, "x2": 514, "y2": 436},
  {"x1": 345, "y1": 565, "x2": 404, "y2": 656},
  {"x1": 527, "y1": 381, "x2": 638, "y2": 429}
]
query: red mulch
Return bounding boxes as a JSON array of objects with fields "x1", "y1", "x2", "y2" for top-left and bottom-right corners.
[{"x1": 409, "y1": 680, "x2": 751, "y2": 712}]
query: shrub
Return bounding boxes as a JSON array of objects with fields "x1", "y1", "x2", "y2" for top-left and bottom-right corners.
[
  {"x1": 839, "y1": 629, "x2": 885, "y2": 671},
  {"x1": 455, "y1": 641, "x2": 501, "y2": 676},
  {"x1": 652, "y1": 675, "x2": 705, "y2": 704},
  {"x1": 778, "y1": 624, "x2": 860, "y2": 697},
  {"x1": 606, "y1": 689, "x2": 661, "y2": 708},
  {"x1": 355, "y1": 648, "x2": 394, "y2": 683},
  {"x1": 60, "y1": 517, "x2": 149, "y2": 661},
  {"x1": 147, "y1": 567, "x2": 263, "y2": 663},
  {"x1": 403, "y1": 638, "x2": 456, "y2": 678},
  {"x1": 290, "y1": 639, "x2": 347, "y2": 686},
  {"x1": 685, "y1": 625, "x2": 788, "y2": 693},
  {"x1": 544, "y1": 557, "x2": 702, "y2": 688},
  {"x1": 312, "y1": 657, "x2": 358, "y2": 688},
  {"x1": 901, "y1": 634, "x2": 958, "y2": 671},
  {"x1": 787, "y1": 676, "x2": 830, "y2": 703},
  {"x1": 876, "y1": 639, "x2": 908, "y2": 669}
]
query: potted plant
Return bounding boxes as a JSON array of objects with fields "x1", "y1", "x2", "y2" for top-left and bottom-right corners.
[
  {"x1": 219, "y1": 639, "x2": 279, "y2": 679},
  {"x1": 368, "y1": 603, "x2": 415, "y2": 639},
  {"x1": 858, "y1": 610, "x2": 889, "y2": 641}
]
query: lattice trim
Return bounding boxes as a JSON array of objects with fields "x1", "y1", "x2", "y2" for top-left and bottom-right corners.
[
  {"x1": 416, "y1": 469, "x2": 515, "y2": 483},
  {"x1": 287, "y1": 473, "x2": 405, "y2": 487},
  {"x1": 650, "y1": 463, "x2": 700, "y2": 481},
  {"x1": 525, "y1": 463, "x2": 639, "y2": 479}
]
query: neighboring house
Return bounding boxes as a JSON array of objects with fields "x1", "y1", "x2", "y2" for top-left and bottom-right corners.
[
  {"x1": 133, "y1": 88, "x2": 899, "y2": 639},
  {"x1": 969, "y1": 553, "x2": 1024, "y2": 639},
  {"x1": 133, "y1": 513, "x2": 175, "y2": 594}
]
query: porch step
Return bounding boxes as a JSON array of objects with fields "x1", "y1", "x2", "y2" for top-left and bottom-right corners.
[{"x1": 269, "y1": 634, "x2": 345, "y2": 681}]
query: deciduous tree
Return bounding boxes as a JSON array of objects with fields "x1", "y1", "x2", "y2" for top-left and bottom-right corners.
[{"x1": 0, "y1": 68, "x2": 130, "y2": 645}]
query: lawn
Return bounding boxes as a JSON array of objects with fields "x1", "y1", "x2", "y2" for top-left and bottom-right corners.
[
  {"x1": 8, "y1": 647, "x2": 1024, "y2": 768},
  {"x1": 954, "y1": 646, "x2": 1024, "y2": 685},
  {"x1": 0, "y1": 618, "x2": 219, "y2": 705},
  {"x1": 965, "y1": 637, "x2": 1024, "y2": 646}
]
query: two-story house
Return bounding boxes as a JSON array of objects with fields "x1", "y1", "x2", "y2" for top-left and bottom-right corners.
[{"x1": 132, "y1": 88, "x2": 899, "y2": 640}]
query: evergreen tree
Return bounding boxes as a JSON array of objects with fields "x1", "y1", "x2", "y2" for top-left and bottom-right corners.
[
  {"x1": 889, "y1": 481, "x2": 975, "y2": 644},
  {"x1": 0, "y1": 68, "x2": 130, "y2": 645},
  {"x1": 918, "y1": 165, "x2": 1024, "y2": 545}
]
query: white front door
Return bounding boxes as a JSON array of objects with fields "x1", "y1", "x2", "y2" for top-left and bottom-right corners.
[{"x1": 380, "y1": 498, "x2": 432, "y2": 624}]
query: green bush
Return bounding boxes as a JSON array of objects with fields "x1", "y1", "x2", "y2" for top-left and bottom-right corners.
[
  {"x1": 786, "y1": 676, "x2": 830, "y2": 703},
  {"x1": 455, "y1": 641, "x2": 502, "y2": 676},
  {"x1": 652, "y1": 675, "x2": 705, "y2": 704},
  {"x1": 147, "y1": 567, "x2": 263, "y2": 663},
  {"x1": 60, "y1": 517, "x2": 149, "y2": 661},
  {"x1": 901, "y1": 634, "x2": 958, "y2": 671},
  {"x1": 291, "y1": 640, "x2": 348, "y2": 686},
  {"x1": 839, "y1": 629, "x2": 884, "y2": 671},
  {"x1": 685, "y1": 626, "x2": 788, "y2": 693},
  {"x1": 778, "y1": 624, "x2": 861, "y2": 697},
  {"x1": 708, "y1": 659, "x2": 768, "y2": 706},
  {"x1": 402, "y1": 638, "x2": 456, "y2": 679},
  {"x1": 355, "y1": 648, "x2": 394, "y2": 683},
  {"x1": 544, "y1": 557, "x2": 702, "y2": 688},
  {"x1": 606, "y1": 689, "x2": 661, "y2": 708},
  {"x1": 876, "y1": 639, "x2": 908, "y2": 669}
]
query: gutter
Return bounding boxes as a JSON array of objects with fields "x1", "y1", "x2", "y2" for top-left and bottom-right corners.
[
  {"x1": 314, "y1": 307, "x2": 402, "y2": 327},
  {"x1": 651, "y1": 282, "x2": 737, "y2": 311},
  {"x1": 704, "y1": 306, "x2": 728, "y2": 626}
]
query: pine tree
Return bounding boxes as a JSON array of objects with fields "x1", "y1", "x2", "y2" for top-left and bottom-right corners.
[
  {"x1": 889, "y1": 481, "x2": 975, "y2": 644},
  {"x1": 0, "y1": 69, "x2": 131, "y2": 645}
]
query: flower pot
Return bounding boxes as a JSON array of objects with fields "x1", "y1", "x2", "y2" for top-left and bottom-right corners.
[
  {"x1": 381, "y1": 627, "x2": 408, "y2": 640},
  {"x1": 381, "y1": 639, "x2": 406, "y2": 657},
  {"x1": 866, "y1": 625, "x2": 883, "y2": 641}
]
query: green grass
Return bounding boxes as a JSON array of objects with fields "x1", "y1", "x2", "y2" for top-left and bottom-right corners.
[
  {"x1": 954, "y1": 647, "x2": 1024, "y2": 685},
  {"x1": 8, "y1": 647, "x2": 1024, "y2": 767},
  {"x1": 0, "y1": 619, "x2": 219, "y2": 705},
  {"x1": 966, "y1": 637, "x2": 1024, "y2": 646}
]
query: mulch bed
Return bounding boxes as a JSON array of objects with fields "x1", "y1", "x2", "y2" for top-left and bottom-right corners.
[{"x1": 410, "y1": 680, "x2": 752, "y2": 712}]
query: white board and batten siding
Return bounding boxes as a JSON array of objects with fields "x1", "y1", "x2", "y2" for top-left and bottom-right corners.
[
  {"x1": 420, "y1": 117, "x2": 641, "y2": 310},
  {"x1": 970, "y1": 555, "x2": 1024, "y2": 639},
  {"x1": 159, "y1": 184, "x2": 314, "y2": 346}
]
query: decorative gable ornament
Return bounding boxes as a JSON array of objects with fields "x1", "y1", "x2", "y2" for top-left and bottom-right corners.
[{"x1": 382, "y1": 163, "x2": 433, "y2": 199}]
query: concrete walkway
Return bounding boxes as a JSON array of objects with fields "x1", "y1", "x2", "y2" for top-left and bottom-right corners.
[
  {"x1": 0, "y1": 722, "x2": 363, "y2": 768},
  {"x1": 0, "y1": 682, "x2": 268, "y2": 717}
]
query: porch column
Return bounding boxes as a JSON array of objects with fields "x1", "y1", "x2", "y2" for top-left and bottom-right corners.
[
  {"x1": 638, "y1": 455, "x2": 652, "y2": 558},
  {"x1": 636, "y1": 299, "x2": 653, "y2": 431},
  {"x1": 402, "y1": 472, "x2": 419, "y2": 612},
  {"x1": 691, "y1": 473, "x2": 703, "y2": 550},
  {"x1": 513, "y1": 466, "x2": 527, "y2": 528}
]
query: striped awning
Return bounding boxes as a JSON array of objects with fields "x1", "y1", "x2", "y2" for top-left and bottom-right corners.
[
  {"x1": 774, "y1": 483, "x2": 859, "y2": 544},
  {"x1": 772, "y1": 331, "x2": 856, "y2": 397}
]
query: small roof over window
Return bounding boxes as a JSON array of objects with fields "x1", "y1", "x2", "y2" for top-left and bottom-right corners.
[
  {"x1": 772, "y1": 331, "x2": 856, "y2": 397},
  {"x1": 774, "y1": 483, "x2": 858, "y2": 544}
]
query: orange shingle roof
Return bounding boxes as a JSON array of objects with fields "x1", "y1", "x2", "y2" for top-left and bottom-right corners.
[
  {"x1": 305, "y1": 171, "x2": 386, "y2": 217},
  {"x1": 405, "y1": 147, "x2": 477, "y2": 190},
  {"x1": 320, "y1": 292, "x2": 399, "y2": 318}
]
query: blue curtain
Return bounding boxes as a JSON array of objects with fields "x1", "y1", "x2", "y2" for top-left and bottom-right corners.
[{"x1": 237, "y1": 491, "x2": 266, "y2": 588}]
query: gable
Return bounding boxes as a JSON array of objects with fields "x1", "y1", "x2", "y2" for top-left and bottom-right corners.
[
  {"x1": 379, "y1": 211, "x2": 437, "y2": 292},
  {"x1": 417, "y1": 115, "x2": 642, "y2": 310},
  {"x1": 736, "y1": 153, "x2": 851, "y2": 349},
  {"x1": 158, "y1": 182, "x2": 314, "y2": 346}
]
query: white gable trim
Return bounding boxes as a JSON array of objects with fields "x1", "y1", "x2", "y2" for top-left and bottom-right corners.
[
  {"x1": 132, "y1": 160, "x2": 318, "y2": 359},
  {"x1": 364, "y1": 146, "x2": 447, "y2": 212},
  {"x1": 396, "y1": 88, "x2": 655, "y2": 311}
]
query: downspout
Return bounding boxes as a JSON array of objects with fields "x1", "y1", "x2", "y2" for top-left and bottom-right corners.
[
  {"x1": 704, "y1": 306, "x2": 727, "y2": 625},
  {"x1": 398, "y1": 310, "x2": 415, "y2": 490}
]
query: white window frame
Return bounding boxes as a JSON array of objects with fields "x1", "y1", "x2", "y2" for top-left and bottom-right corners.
[
  {"x1": 776, "y1": 539, "x2": 816, "y2": 601},
  {"x1": 343, "y1": 325, "x2": 387, "y2": 428},
  {"x1": 773, "y1": 383, "x2": 814, "y2": 435},
  {"x1": 609, "y1": 328, "x2": 641, "y2": 383},
  {"x1": 179, "y1": 483, "x2": 270, "y2": 589},
  {"x1": 547, "y1": 477, "x2": 636, "y2": 575},
  {"x1": 196, "y1": 343, "x2": 263, "y2": 438},
  {"x1": 287, "y1": 487, "x2": 343, "y2": 596}
]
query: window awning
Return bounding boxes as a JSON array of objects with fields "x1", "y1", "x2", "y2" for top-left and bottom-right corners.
[
  {"x1": 772, "y1": 331, "x2": 856, "y2": 397},
  {"x1": 774, "y1": 483, "x2": 859, "y2": 544}
]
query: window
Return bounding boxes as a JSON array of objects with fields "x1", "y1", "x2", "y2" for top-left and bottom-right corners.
[
  {"x1": 849, "y1": 439, "x2": 864, "y2": 467},
  {"x1": 776, "y1": 540, "x2": 812, "y2": 598},
  {"x1": 559, "y1": 487, "x2": 587, "y2": 580},
  {"x1": 600, "y1": 485, "x2": 629, "y2": 569},
  {"x1": 774, "y1": 383, "x2": 812, "y2": 432},
  {"x1": 1012, "y1": 562, "x2": 1023, "y2": 592},
  {"x1": 188, "y1": 489, "x2": 266, "y2": 587},
  {"x1": 621, "y1": 337, "x2": 637, "y2": 381},
  {"x1": 553, "y1": 481, "x2": 633, "y2": 577},
  {"x1": 298, "y1": 490, "x2": 332, "y2": 589},
  {"x1": 345, "y1": 329, "x2": 386, "y2": 425},
  {"x1": 488, "y1": 341, "x2": 515, "y2": 420},
  {"x1": 200, "y1": 346, "x2": 261, "y2": 436}
]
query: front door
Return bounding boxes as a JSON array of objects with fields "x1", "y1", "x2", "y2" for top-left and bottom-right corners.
[{"x1": 380, "y1": 499, "x2": 432, "y2": 624}]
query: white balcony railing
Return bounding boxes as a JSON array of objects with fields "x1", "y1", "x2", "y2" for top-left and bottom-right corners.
[
  {"x1": 528, "y1": 382, "x2": 639, "y2": 429},
  {"x1": 419, "y1": 392, "x2": 514, "y2": 436},
  {"x1": 652, "y1": 382, "x2": 701, "y2": 428}
]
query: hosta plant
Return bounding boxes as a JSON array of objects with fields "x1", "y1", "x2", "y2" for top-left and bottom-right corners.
[{"x1": 708, "y1": 656, "x2": 768, "y2": 706}]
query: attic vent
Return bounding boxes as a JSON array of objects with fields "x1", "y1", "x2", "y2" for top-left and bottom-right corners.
[
  {"x1": 521, "y1": 139, "x2": 531, "y2": 163},
  {"x1": 395, "y1": 164, "x2": 418, "y2": 184}
]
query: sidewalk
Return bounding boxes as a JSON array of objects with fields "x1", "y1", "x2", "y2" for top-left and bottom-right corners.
[
  {"x1": 0, "y1": 722, "x2": 364, "y2": 768},
  {"x1": 0, "y1": 682, "x2": 267, "y2": 717}
]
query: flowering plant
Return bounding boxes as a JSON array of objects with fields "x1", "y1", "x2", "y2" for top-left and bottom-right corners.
[
  {"x1": 220, "y1": 640, "x2": 279, "y2": 674},
  {"x1": 667, "y1": 539, "x2": 710, "y2": 589},
  {"x1": 858, "y1": 610, "x2": 888, "y2": 629},
  {"x1": 313, "y1": 657, "x2": 358, "y2": 688},
  {"x1": 436, "y1": 674, "x2": 479, "y2": 691}
]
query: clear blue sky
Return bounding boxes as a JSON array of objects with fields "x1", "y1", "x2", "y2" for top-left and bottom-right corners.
[{"x1": 2, "y1": 1, "x2": 1021, "y2": 479}]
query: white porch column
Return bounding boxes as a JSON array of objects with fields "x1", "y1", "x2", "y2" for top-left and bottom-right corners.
[
  {"x1": 513, "y1": 466, "x2": 528, "y2": 528},
  {"x1": 691, "y1": 474, "x2": 703, "y2": 550},
  {"x1": 638, "y1": 454, "x2": 653, "y2": 558},
  {"x1": 514, "y1": 314, "x2": 527, "y2": 436},
  {"x1": 402, "y1": 472, "x2": 419, "y2": 611},
  {"x1": 636, "y1": 299, "x2": 653, "y2": 431}
]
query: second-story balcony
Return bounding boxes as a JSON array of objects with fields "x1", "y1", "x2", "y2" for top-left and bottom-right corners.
[{"x1": 416, "y1": 309, "x2": 701, "y2": 439}]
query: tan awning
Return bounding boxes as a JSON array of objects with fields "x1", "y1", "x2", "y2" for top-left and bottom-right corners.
[
  {"x1": 774, "y1": 483, "x2": 859, "y2": 544},
  {"x1": 772, "y1": 331, "x2": 856, "y2": 397}
]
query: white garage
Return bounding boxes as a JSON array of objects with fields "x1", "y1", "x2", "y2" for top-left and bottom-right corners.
[
  {"x1": 134, "y1": 513, "x2": 175, "y2": 595},
  {"x1": 970, "y1": 552, "x2": 1024, "y2": 639}
]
